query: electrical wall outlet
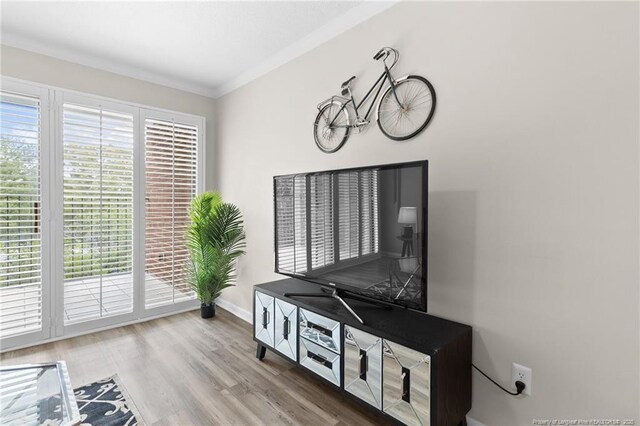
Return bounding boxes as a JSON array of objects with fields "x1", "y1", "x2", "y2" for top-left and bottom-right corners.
[{"x1": 511, "y1": 363, "x2": 532, "y2": 396}]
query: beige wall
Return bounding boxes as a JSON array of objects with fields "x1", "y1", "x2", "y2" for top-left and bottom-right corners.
[
  {"x1": 0, "y1": 44, "x2": 216, "y2": 190},
  {"x1": 215, "y1": 2, "x2": 639, "y2": 425}
]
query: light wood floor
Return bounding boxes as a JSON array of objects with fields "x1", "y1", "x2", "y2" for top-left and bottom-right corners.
[{"x1": 0, "y1": 308, "x2": 388, "y2": 425}]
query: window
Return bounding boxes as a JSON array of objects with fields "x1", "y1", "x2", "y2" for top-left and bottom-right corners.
[
  {"x1": 144, "y1": 117, "x2": 198, "y2": 308},
  {"x1": 0, "y1": 78, "x2": 204, "y2": 351},
  {"x1": 0, "y1": 90, "x2": 43, "y2": 339},
  {"x1": 62, "y1": 102, "x2": 134, "y2": 324}
]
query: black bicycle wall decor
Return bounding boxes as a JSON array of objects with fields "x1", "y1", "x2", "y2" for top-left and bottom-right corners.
[{"x1": 314, "y1": 47, "x2": 436, "y2": 153}]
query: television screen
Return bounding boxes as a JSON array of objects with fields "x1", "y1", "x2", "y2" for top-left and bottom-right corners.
[{"x1": 273, "y1": 161, "x2": 427, "y2": 311}]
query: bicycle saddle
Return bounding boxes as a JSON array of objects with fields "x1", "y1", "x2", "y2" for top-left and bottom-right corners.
[{"x1": 341, "y1": 76, "x2": 356, "y2": 88}]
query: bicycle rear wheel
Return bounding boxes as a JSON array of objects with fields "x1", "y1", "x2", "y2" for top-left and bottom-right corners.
[
  {"x1": 376, "y1": 75, "x2": 436, "y2": 141},
  {"x1": 314, "y1": 101, "x2": 350, "y2": 153}
]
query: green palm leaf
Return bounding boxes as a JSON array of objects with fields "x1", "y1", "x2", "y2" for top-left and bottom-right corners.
[{"x1": 186, "y1": 191, "x2": 245, "y2": 305}]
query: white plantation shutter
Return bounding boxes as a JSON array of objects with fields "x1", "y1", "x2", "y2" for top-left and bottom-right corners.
[
  {"x1": 310, "y1": 174, "x2": 334, "y2": 270},
  {"x1": 275, "y1": 175, "x2": 307, "y2": 274},
  {"x1": 144, "y1": 118, "x2": 197, "y2": 308},
  {"x1": 62, "y1": 103, "x2": 134, "y2": 323},
  {"x1": 0, "y1": 91, "x2": 43, "y2": 339}
]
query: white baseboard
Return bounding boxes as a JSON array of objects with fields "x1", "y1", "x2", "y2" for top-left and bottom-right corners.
[
  {"x1": 467, "y1": 416, "x2": 486, "y2": 426},
  {"x1": 216, "y1": 298, "x2": 253, "y2": 324}
]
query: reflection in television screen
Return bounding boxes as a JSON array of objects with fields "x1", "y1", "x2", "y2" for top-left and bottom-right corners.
[{"x1": 274, "y1": 161, "x2": 427, "y2": 311}]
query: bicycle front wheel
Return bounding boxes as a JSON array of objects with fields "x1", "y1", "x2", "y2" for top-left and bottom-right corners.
[
  {"x1": 314, "y1": 101, "x2": 350, "y2": 153},
  {"x1": 376, "y1": 75, "x2": 436, "y2": 141}
]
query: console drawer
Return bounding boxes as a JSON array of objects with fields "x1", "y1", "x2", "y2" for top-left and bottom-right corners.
[
  {"x1": 299, "y1": 308, "x2": 340, "y2": 354},
  {"x1": 299, "y1": 338, "x2": 341, "y2": 386}
]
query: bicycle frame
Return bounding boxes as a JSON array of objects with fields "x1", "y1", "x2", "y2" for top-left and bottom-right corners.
[{"x1": 328, "y1": 62, "x2": 403, "y2": 129}]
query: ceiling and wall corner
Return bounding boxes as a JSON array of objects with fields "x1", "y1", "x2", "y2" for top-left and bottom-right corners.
[
  {"x1": 0, "y1": 0, "x2": 395, "y2": 98},
  {"x1": 0, "y1": 0, "x2": 393, "y2": 191}
]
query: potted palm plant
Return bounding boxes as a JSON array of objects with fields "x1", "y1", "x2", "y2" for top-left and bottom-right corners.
[{"x1": 186, "y1": 192, "x2": 246, "y2": 318}]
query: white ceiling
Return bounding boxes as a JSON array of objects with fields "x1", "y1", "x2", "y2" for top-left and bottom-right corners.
[{"x1": 0, "y1": 1, "x2": 394, "y2": 98}]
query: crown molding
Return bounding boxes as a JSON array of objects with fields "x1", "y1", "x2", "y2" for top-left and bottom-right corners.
[
  {"x1": 213, "y1": 1, "x2": 397, "y2": 98},
  {"x1": 1, "y1": 35, "x2": 218, "y2": 98}
]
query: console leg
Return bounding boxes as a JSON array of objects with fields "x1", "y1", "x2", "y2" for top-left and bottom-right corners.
[{"x1": 256, "y1": 343, "x2": 266, "y2": 361}]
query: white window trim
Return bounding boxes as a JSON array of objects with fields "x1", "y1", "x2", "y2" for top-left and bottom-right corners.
[
  {"x1": 0, "y1": 76, "x2": 206, "y2": 351},
  {"x1": 139, "y1": 108, "x2": 205, "y2": 318},
  {"x1": 55, "y1": 91, "x2": 141, "y2": 337},
  {"x1": 0, "y1": 79, "x2": 52, "y2": 350}
]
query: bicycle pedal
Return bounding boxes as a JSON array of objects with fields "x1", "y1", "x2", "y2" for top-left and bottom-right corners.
[{"x1": 353, "y1": 122, "x2": 369, "y2": 133}]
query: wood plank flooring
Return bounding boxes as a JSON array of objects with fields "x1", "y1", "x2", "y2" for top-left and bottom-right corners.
[{"x1": 0, "y1": 308, "x2": 389, "y2": 425}]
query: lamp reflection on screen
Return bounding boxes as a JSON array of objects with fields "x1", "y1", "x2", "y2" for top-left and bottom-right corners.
[
  {"x1": 398, "y1": 206, "x2": 417, "y2": 257},
  {"x1": 398, "y1": 206, "x2": 417, "y2": 238}
]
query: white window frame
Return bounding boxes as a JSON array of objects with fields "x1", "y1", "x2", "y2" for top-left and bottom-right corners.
[
  {"x1": 139, "y1": 108, "x2": 204, "y2": 318},
  {"x1": 54, "y1": 91, "x2": 141, "y2": 337},
  {"x1": 0, "y1": 76, "x2": 205, "y2": 351},
  {"x1": 0, "y1": 80, "x2": 53, "y2": 350}
]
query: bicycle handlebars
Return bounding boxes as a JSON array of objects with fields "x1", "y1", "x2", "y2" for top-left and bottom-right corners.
[{"x1": 373, "y1": 47, "x2": 399, "y2": 69}]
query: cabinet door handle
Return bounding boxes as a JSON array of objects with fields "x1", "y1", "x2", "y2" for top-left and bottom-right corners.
[
  {"x1": 308, "y1": 351, "x2": 331, "y2": 368},
  {"x1": 401, "y1": 367, "x2": 411, "y2": 403},
  {"x1": 262, "y1": 308, "x2": 270, "y2": 328},
  {"x1": 359, "y1": 349, "x2": 368, "y2": 381},
  {"x1": 283, "y1": 317, "x2": 289, "y2": 340},
  {"x1": 307, "y1": 321, "x2": 331, "y2": 337}
]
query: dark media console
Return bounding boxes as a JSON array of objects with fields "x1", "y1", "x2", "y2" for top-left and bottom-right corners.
[{"x1": 253, "y1": 278, "x2": 472, "y2": 426}]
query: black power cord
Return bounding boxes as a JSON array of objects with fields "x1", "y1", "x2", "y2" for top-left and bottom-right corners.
[{"x1": 472, "y1": 364, "x2": 526, "y2": 396}]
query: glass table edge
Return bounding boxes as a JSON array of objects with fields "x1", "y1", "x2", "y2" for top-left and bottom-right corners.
[{"x1": 0, "y1": 360, "x2": 81, "y2": 426}]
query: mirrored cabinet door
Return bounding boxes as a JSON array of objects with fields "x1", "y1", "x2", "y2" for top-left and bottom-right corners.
[
  {"x1": 274, "y1": 299, "x2": 297, "y2": 361},
  {"x1": 382, "y1": 339, "x2": 431, "y2": 426},
  {"x1": 254, "y1": 292, "x2": 275, "y2": 347},
  {"x1": 343, "y1": 325, "x2": 383, "y2": 409}
]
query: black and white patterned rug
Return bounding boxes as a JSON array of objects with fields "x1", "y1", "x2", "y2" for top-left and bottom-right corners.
[{"x1": 73, "y1": 375, "x2": 144, "y2": 426}]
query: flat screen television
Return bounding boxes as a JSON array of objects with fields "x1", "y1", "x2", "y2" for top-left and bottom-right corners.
[{"x1": 274, "y1": 161, "x2": 427, "y2": 311}]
